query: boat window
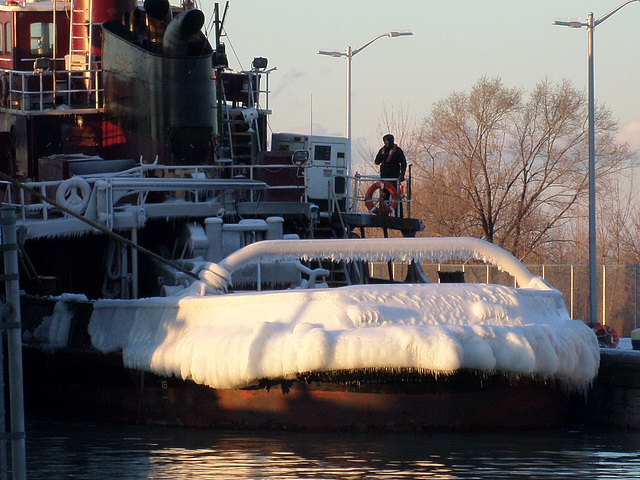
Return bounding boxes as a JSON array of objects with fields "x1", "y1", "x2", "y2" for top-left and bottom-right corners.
[
  {"x1": 30, "y1": 22, "x2": 54, "y2": 56},
  {"x1": 4, "y1": 23, "x2": 10, "y2": 54}
]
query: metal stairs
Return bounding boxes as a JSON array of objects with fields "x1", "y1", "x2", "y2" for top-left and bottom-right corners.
[{"x1": 218, "y1": 75, "x2": 260, "y2": 167}]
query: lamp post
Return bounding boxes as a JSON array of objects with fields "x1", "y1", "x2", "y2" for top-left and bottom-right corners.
[
  {"x1": 318, "y1": 31, "x2": 412, "y2": 206},
  {"x1": 553, "y1": 0, "x2": 639, "y2": 327}
]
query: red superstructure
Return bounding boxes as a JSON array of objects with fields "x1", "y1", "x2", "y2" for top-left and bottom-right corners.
[
  {"x1": 0, "y1": 1, "x2": 142, "y2": 179},
  {"x1": 0, "y1": 1, "x2": 259, "y2": 180}
]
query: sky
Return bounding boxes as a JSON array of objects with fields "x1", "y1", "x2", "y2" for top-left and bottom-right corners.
[{"x1": 195, "y1": 0, "x2": 640, "y2": 172}]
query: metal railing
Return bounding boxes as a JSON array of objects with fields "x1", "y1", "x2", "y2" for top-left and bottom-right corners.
[
  {"x1": 352, "y1": 172, "x2": 412, "y2": 217},
  {"x1": 0, "y1": 163, "x2": 268, "y2": 225},
  {"x1": 0, "y1": 66, "x2": 102, "y2": 112},
  {"x1": 0, "y1": 159, "x2": 421, "y2": 228}
]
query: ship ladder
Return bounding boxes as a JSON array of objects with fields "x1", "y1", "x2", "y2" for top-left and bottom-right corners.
[
  {"x1": 217, "y1": 81, "x2": 238, "y2": 177},
  {"x1": 228, "y1": 111, "x2": 253, "y2": 166},
  {"x1": 219, "y1": 87, "x2": 255, "y2": 169},
  {"x1": 68, "y1": 0, "x2": 95, "y2": 106},
  {"x1": 220, "y1": 73, "x2": 265, "y2": 169}
]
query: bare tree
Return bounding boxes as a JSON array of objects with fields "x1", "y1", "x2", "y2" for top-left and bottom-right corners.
[
  {"x1": 596, "y1": 173, "x2": 638, "y2": 263},
  {"x1": 357, "y1": 102, "x2": 420, "y2": 173},
  {"x1": 413, "y1": 77, "x2": 632, "y2": 262},
  {"x1": 626, "y1": 182, "x2": 640, "y2": 263}
]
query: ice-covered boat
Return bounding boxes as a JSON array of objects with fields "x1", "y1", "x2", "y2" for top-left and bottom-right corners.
[
  {"x1": 23, "y1": 236, "x2": 599, "y2": 430},
  {"x1": 0, "y1": 0, "x2": 599, "y2": 430}
]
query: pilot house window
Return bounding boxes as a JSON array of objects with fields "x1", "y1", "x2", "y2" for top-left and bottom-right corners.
[
  {"x1": 4, "y1": 23, "x2": 10, "y2": 54},
  {"x1": 30, "y1": 22, "x2": 54, "y2": 56}
]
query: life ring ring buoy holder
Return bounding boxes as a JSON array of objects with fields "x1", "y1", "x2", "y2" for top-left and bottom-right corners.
[
  {"x1": 56, "y1": 176, "x2": 92, "y2": 214},
  {"x1": 592, "y1": 323, "x2": 620, "y2": 349},
  {"x1": 364, "y1": 181, "x2": 399, "y2": 216}
]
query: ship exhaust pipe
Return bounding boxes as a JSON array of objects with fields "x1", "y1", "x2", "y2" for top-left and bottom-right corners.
[
  {"x1": 144, "y1": 0, "x2": 173, "y2": 42},
  {"x1": 144, "y1": 0, "x2": 172, "y2": 23},
  {"x1": 162, "y1": 9, "x2": 205, "y2": 56},
  {"x1": 126, "y1": 8, "x2": 145, "y2": 37}
]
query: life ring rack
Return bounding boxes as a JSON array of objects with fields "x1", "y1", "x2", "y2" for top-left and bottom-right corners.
[
  {"x1": 364, "y1": 181, "x2": 399, "y2": 216},
  {"x1": 592, "y1": 323, "x2": 620, "y2": 349},
  {"x1": 56, "y1": 176, "x2": 92, "y2": 214}
]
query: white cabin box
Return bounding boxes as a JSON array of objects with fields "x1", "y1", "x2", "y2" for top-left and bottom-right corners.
[{"x1": 271, "y1": 133, "x2": 348, "y2": 204}]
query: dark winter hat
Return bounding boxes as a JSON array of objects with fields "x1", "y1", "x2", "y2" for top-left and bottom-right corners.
[{"x1": 383, "y1": 134, "x2": 394, "y2": 144}]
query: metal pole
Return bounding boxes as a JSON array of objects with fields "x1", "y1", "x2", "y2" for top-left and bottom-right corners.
[
  {"x1": 1, "y1": 207, "x2": 26, "y2": 480},
  {"x1": 52, "y1": 0, "x2": 56, "y2": 100},
  {"x1": 602, "y1": 264, "x2": 606, "y2": 325},
  {"x1": 570, "y1": 264, "x2": 575, "y2": 320},
  {"x1": 131, "y1": 228, "x2": 138, "y2": 300},
  {"x1": 346, "y1": 46, "x2": 353, "y2": 211},
  {"x1": 553, "y1": 1, "x2": 640, "y2": 325},
  {"x1": 635, "y1": 263, "x2": 638, "y2": 329},
  {"x1": 407, "y1": 164, "x2": 412, "y2": 218},
  {"x1": 1, "y1": 293, "x2": 6, "y2": 480},
  {"x1": 257, "y1": 262, "x2": 262, "y2": 291},
  {"x1": 587, "y1": 12, "x2": 598, "y2": 328}
]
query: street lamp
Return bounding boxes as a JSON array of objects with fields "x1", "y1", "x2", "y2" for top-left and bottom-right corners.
[
  {"x1": 553, "y1": 0, "x2": 640, "y2": 328},
  {"x1": 318, "y1": 31, "x2": 413, "y2": 205}
]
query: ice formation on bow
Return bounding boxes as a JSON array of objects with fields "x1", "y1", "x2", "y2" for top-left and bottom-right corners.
[
  {"x1": 88, "y1": 281, "x2": 599, "y2": 391},
  {"x1": 80, "y1": 237, "x2": 601, "y2": 392}
]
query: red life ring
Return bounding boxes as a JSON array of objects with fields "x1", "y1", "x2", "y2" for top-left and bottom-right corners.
[
  {"x1": 364, "y1": 181, "x2": 399, "y2": 216},
  {"x1": 592, "y1": 324, "x2": 620, "y2": 348}
]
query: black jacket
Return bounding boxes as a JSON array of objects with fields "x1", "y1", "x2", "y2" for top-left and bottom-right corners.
[{"x1": 375, "y1": 144, "x2": 407, "y2": 179}]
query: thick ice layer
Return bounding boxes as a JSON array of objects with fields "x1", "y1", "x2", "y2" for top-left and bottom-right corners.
[
  {"x1": 219, "y1": 237, "x2": 542, "y2": 288},
  {"x1": 88, "y1": 282, "x2": 600, "y2": 391}
]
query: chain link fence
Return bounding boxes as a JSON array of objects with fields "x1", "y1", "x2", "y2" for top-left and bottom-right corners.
[{"x1": 369, "y1": 262, "x2": 640, "y2": 337}]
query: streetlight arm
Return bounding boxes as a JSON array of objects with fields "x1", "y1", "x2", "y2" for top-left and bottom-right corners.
[
  {"x1": 352, "y1": 31, "x2": 413, "y2": 56},
  {"x1": 596, "y1": 0, "x2": 640, "y2": 25},
  {"x1": 553, "y1": 0, "x2": 640, "y2": 28},
  {"x1": 352, "y1": 34, "x2": 388, "y2": 56},
  {"x1": 551, "y1": 20, "x2": 586, "y2": 28},
  {"x1": 317, "y1": 50, "x2": 344, "y2": 57}
]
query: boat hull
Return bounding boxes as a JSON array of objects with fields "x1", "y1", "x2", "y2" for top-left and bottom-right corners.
[{"x1": 23, "y1": 346, "x2": 572, "y2": 431}]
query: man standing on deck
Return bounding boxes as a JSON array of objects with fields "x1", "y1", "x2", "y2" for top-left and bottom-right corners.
[
  {"x1": 375, "y1": 134, "x2": 407, "y2": 183},
  {"x1": 374, "y1": 134, "x2": 407, "y2": 216}
]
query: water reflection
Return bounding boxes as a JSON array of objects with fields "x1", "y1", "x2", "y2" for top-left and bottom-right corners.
[{"x1": 24, "y1": 419, "x2": 640, "y2": 479}]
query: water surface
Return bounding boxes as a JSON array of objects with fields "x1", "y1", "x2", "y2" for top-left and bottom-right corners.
[{"x1": 24, "y1": 419, "x2": 640, "y2": 479}]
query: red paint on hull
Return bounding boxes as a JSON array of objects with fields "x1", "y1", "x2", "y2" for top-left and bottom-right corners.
[{"x1": 23, "y1": 347, "x2": 572, "y2": 431}]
